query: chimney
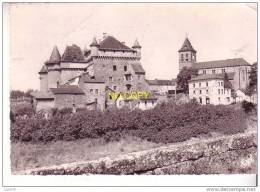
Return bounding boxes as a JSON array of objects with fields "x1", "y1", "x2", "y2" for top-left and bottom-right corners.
[{"x1": 103, "y1": 33, "x2": 108, "y2": 39}]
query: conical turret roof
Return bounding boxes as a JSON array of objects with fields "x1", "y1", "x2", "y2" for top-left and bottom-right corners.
[
  {"x1": 132, "y1": 39, "x2": 141, "y2": 48},
  {"x1": 39, "y1": 64, "x2": 47, "y2": 74},
  {"x1": 49, "y1": 46, "x2": 61, "y2": 62},
  {"x1": 90, "y1": 37, "x2": 99, "y2": 47},
  {"x1": 178, "y1": 38, "x2": 196, "y2": 53}
]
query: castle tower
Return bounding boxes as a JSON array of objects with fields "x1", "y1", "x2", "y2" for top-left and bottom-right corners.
[
  {"x1": 90, "y1": 37, "x2": 99, "y2": 56},
  {"x1": 132, "y1": 39, "x2": 141, "y2": 59},
  {"x1": 38, "y1": 64, "x2": 48, "y2": 92},
  {"x1": 178, "y1": 38, "x2": 197, "y2": 70},
  {"x1": 46, "y1": 46, "x2": 61, "y2": 89}
]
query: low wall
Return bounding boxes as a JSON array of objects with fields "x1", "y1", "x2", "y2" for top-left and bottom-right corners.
[{"x1": 19, "y1": 131, "x2": 257, "y2": 175}]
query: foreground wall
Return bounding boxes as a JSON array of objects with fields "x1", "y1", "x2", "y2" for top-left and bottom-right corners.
[{"x1": 19, "y1": 131, "x2": 257, "y2": 175}]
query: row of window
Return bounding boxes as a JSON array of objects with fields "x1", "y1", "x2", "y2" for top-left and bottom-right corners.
[
  {"x1": 108, "y1": 74, "x2": 141, "y2": 83},
  {"x1": 90, "y1": 89, "x2": 99, "y2": 94},
  {"x1": 202, "y1": 69, "x2": 225, "y2": 74},
  {"x1": 193, "y1": 89, "x2": 209, "y2": 95},
  {"x1": 113, "y1": 65, "x2": 127, "y2": 72},
  {"x1": 192, "y1": 82, "x2": 209, "y2": 88},
  {"x1": 218, "y1": 89, "x2": 229, "y2": 94}
]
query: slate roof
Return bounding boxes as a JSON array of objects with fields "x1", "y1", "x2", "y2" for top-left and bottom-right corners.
[
  {"x1": 193, "y1": 58, "x2": 251, "y2": 69},
  {"x1": 50, "y1": 85, "x2": 85, "y2": 94},
  {"x1": 189, "y1": 72, "x2": 235, "y2": 82},
  {"x1": 99, "y1": 36, "x2": 133, "y2": 51},
  {"x1": 39, "y1": 65, "x2": 48, "y2": 74},
  {"x1": 146, "y1": 79, "x2": 176, "y2": 86},
  {"x1": 61, "y1": 44, "x2": 85, "y2": 62},
  {"x1": 178, "y1": 38, "x2": 197, "y2": 53},
  {"x1": 33, "y1": 91, "x2": 54, "y2": 99},
  {"x1": 131, "y1": 63, "x2": 145, "y2": 74},
  {"x1": 132, "y1": 39, "x2": 141, "y2": 48},
  {"x1": 48, "y1": 46, "x2": 61, "y2": 63},
  {"x1": 90, "y1": 37, "x2": 99, "y2": 47}
]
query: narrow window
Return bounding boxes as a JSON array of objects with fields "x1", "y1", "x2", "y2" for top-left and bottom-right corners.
[
  {"x1": 193, "y1": 83, "x2": 195, "y2": 88},
  {"x1": 212, "y1": 69, "x2": 215, "y2": 74},
  {"x1": 109, "y1": 77, "x2": 113, "y2": 83},
  {"x1": 90, "y1": 89, "x2": 93, "y2": 94},
  {"x1": 113, "y1": 86, "x2": 117, "y2": 90},
  {"x1": 206, "y1": 82, "x2": 208, "y2": 87},
  {"x1": 193, "y1": 90, "x2": 196, "y2": 95},
  {"x1": 145, "y1": 101, "x2": 147, "y2": 106},
  {"x1": 199, "y1": 90, "x2": 202, "y2": 94},
  {"x1": 152, "y1": 101, "x2": 154, "y2": 105},
  {"x1": 124, "y1": 65, "x2": 127, "y2": 71},
  {"x1": 206, "y1": 90, "x2": 208, "y2": 94},
  {"x1": 203, "y1": 70, "x2": 206, "y2": 74},
  {"x1": 222, "y1": 69, "x2": 225, "y2": 73},
  {"x1": 113, "y1": 65, "x2": 117, "y2": 71},
  {"x1": 218, "y1": 89, "x2": 220, "y2": 94},
  {"x1": 95, "y1": 89, "x2": 98, "y2": 94},
  {"x1": 199, "y1": 83, "x2": 201, "y2": 87}
]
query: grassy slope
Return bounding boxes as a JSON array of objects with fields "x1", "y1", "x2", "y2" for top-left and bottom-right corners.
[{"x1": 11, "y1": 137, "x2": 162, "y2": 173}]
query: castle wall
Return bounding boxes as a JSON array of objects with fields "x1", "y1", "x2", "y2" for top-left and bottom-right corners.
[
  {"x1": 60, "y1": 69, "x2": 85, "y2": 84},
  {"x1": 54, "y1": 94, "x2": 86, "y2": 109}
]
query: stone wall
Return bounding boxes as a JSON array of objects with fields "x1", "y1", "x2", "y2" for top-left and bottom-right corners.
[{"x1": 19, "y1": 131, "x2": 256, "y2": 175}]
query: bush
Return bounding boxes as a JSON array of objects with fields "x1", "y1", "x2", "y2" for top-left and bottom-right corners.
[
  {"x1": 10, "y1": 102, "x2": 247, "y2": 144},
  {"x1": 241, "y1": 100, "x2": 256, "y2": 113}
]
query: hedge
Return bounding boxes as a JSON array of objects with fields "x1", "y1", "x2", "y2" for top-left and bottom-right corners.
[{"x1": 10, "y1": 102, "x2": 247, "y2": 143}]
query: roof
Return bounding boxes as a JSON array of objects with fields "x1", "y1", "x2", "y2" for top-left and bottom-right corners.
[
  {"x1": 98, "y1": 36, "x2": 133, "y2": 52},
  {"x1": 132, "y1": 39, "x2": 141, "y2": 48},
  {"x1": 80, "y1": 73, "x2": 105, "y2": 83},
  {"x1": 178, "y1": 38, "x2": 197, "y2": 53},
  {"x1": 193, "y1": 58, "x2": 251, "y2": 69},
  {"x1": 131, "y1": 63, "x2": 145, "y2": 74},
  {"x1": 146, "y1": 79, "x2": 176, "y2": 86},
  {"x1": 39, "y1": 65, "x2": 48, "y2": 74},
  {"x1": 61, "y1": 44, "x2": 85, "y2": 62},
  {"x1": 33, "y1": 91, "x2": 54, "y2": 99},
  {"x1": 50, "y1": 85, "x2": 85, "y2": 94},
  {"x1": 48, "y1": 46, "x2": 61, "y2": 63},
  {"x1": 90, "y1": 37, "x2": 99, "y2": 47},
  {"x1": 189, "y1": 73, "x2": 235, "y2": 82}
]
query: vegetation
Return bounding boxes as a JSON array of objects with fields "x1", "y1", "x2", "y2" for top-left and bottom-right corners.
[
  {"x1": 11, "y1": 102, "x2": 247, "y2": 144},
  {"x1": 176, "y1": 67, "x2": 198, "y2": 94},
  {"x1": 241, "y1": 100, "x2": 256, "y2": 114},
  {"x1": 246, "y1": 62, "x2": 257, "y2": 96},
  {"x1": 10, "y1": 89, "x2": 34, "y2": 99}
]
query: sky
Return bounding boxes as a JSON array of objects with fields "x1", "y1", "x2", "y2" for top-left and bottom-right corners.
[{"x1": 7, "y1": 3, "x2": 257, "y2": 91}]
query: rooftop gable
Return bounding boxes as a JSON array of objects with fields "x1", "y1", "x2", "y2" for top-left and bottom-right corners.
[
  {"x1": 131, "y1": 63, "x2": 145, "y2": 74},
  {"x1": 178, "y1": 38, "x2": 196, "y2": 53},
  {"x1": 189, "y1": 72, "x2": 235, "y2": 82}
]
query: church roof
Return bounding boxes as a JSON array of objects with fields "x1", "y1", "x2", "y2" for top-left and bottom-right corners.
[
  {"x1": 132, "y1": 39, "x2": 141, "y2": 48},
  {"x1": 189, "y1": 72, "x2": 235, "y2": 82},
  {"x1": 50, "y1": 85, "x2": 85, "y2": 94},
  {"x1": 178, "y1": 38, "x2": 197, "y2": 53},
  {"x1": 99, "y1": 36, "x2": 133, "y2": 51},
  {"x1": 193, "y1": 58, "x2": 251, "y2": 69},
  {"x1": 131, "y1": 63, "x2": 145, "y2": 74},
  {"x1": 146, "y1": 79, "x2": 176, "y2": 86},
  {"x1": 39, "y1": 65, "x2": 48, "y2": 74},
  {"x1": 61, "y1": 44, "x2": 85, "y2": 62},
  {"x1": 48, "y1": 46, "x2": 61, "y2": 63}
]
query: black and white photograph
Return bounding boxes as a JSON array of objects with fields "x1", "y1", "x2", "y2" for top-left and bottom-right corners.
[{"x1": 2, "y1": 1, "x2": 258, "y2": 190}]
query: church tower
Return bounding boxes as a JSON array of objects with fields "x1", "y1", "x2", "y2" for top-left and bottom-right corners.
[{"x1": 178, "y1": 38, "x2": 197, "y2": 70}]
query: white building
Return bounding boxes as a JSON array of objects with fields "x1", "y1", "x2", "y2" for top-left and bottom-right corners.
[{"x1": 189, "y1": 74, "x2": 233, "y2": 105}]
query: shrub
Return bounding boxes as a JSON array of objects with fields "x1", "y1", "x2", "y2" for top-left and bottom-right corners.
[
  {"x1": 241, "y1": 100, "x2": 256, "y2": 113},
  {"x1": 10, "y1": 102, "x2": 247, "y2": 144}
]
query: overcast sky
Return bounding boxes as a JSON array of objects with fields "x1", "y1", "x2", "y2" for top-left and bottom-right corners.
[{"x1": 8, "y1": 3, "x2": 257, "y2": 91}]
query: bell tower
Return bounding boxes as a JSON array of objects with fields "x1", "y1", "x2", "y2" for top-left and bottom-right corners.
[{"x1": 178, "y1": 37, "x2": 197, "y2": 70}]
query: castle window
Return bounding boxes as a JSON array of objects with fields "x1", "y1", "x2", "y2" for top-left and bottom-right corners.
[
  {"x1": 193, "y1": 83, "x2": 195, "y2": 88},
  {"x1": 109, "y1": 77, "x2": 113, "y2": 83},
  {"x1": 199, "y1": 97, "x2": 202, "y2": 104},
  {"x1": 152, "y1": 101, "x2": 155, "y2": 105},
  {"x1": 193, "y1": 90, "x2": 196, "y2": 95},
  {"x1": 186, "y1": 53, "x2": 188, "y2": 58},
  {"x1": 199, "y1": 82, "x2": 201, "y2": 87},
  {"x1": 113, "y1": 65, "x2": 117, "y2": 71},
  {"x1": 212, "y1": 69, "x2": 215, "y2": 74},
  {"x1": 95, "y1": 89, "x2": 98, "y2": 94},
  {"x1": 90, "y1": 89, "x2": 93, "y2": 94},
  {"x1": 181, "y1": 54, "x2": 184, "y2": 62},
  {"x1": 218, "y1": 89, "x2": 220, "y2": 94},
  {"x1": 199, "y1": 90, "x2": 202, "y2": 94},
  {"x1": 206, "y1": 82, "x2": 208, "y2": 87},
  {"x1": 126, "y1": 84, "x2": 132, "y2": 91},
  {"x1": 222, "y1": 69, "x2": 225, "y2": 73},
  {"x1": 218, "y1": 97, "x2": 221, "y2": 102},
  {"x1": 113, "y1": 86, "x2": 117, "y2": 90},
  {"x1": 124, "y1": 65, "x2": 127, "y2": 71},
  {"x1": 145, "y1": 101, "x2": 147, "y2": 106},
  {"x1": 206, "y1": 89, "x2": 209, "y2": 94},
  {"x1": 125, "y1": 74, "x2": 132, "y2": 81},
  {"x1": 221, "y1": 82, "x2": 223, "y2": 86},
  {"x1": 221, "y1": 89, "x2": 223, "y2": 94},
  {"x1": 203, "y1": 70, "x2": 206, "y2": 74}
]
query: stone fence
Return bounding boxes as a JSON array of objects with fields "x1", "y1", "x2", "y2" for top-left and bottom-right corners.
[{"x1": 18, "y1": 131, "x2": 257, "y2": 175}]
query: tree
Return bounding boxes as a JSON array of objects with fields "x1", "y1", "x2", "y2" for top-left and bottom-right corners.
[
  {"x1": 176, "y1": 67, "x2": 198, "y2": 94},
  {"x1": 246, "y1": 62, "x2": 257, "y2": 96},
  {"x1": 223, "y1": 72, "x2": 232, "y2": 89}
]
